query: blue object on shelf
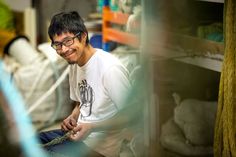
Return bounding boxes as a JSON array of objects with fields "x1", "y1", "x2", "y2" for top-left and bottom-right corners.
[
  {"x1": 104, "y1": 0, "x2": 109, "y2": 6},
  {"x1": 90, "y1": 34, "x2": 103, "y2": 49},
  {"x1": 103, "y1": 42, "x2": 110, "y2": 52}
]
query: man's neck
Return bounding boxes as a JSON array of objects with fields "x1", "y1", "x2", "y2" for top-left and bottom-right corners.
[{"x1": 77, "y1": 44, "x2": 96, "y2": 66}]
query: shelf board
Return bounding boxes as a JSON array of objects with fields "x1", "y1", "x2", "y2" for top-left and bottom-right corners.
[
  {"x1": 103, "y1": 28, "x2": 139, "y2": 48},
  {"x1": 150, "y1": 30, "x2": 224, "y2": 55},
  {"x1": 146, "y1": 29, "x2": 224, "y2": 72},
  {"x1": 103, "y1": 7, "x2": 129, "y2": 25},
  {"x1": 149, "y1": 45, "x2": 223, "y2": 72},
  {"x1": 196, "y1": 0, "x2": 224, "y2": 3}
]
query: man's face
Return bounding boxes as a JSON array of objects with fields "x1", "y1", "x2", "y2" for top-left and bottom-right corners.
[{"x1": 52, "y1": 32, "x2": 86, "y2": 64}]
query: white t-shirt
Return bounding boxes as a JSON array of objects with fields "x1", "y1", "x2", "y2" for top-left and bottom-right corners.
[{"x1": 69, "y1": 48, "x2": 131, "y2": 156}]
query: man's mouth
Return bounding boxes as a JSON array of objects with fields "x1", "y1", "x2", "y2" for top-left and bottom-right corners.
[{"x1": 62, "y1": 50, "x2": 74, "y2": 58}]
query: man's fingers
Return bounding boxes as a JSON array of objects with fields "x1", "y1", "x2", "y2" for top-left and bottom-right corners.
[
  {"x1": 70, "y1": 118, "x2": 77, "y2": 126},
  {"x1": 61, "y1": 122, "x2": 73, "y2": 131},
  {"x1": 61, "y1": 124, "x2": 68, "y2": 132},
  {"x1": 61, "y1": 118, "x2": 78, "y2": 132},
  {"x1": 69, "y1": 131, "x2": 82, "y2": 141}
]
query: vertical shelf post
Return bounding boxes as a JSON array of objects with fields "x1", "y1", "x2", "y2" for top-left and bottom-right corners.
[{"x1": 102, "y1": 0, "x2": 110, "y2": 51}]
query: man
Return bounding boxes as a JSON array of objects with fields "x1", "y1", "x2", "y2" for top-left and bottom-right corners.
[{"x1": 39, "y1": 11, "x2": 132, "y2": 157}]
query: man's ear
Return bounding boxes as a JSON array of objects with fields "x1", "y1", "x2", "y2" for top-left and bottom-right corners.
[{"x1": 81, "y1": 33, "x2": 87, "y2": 43}]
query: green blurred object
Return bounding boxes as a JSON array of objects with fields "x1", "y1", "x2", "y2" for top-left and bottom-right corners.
[
  {"x1": 0, "y1": 0, "x2": 14, "y2": 31},
  {"x1": 206, "y1": 32, "x2": 224, "y2": 42},
  {"x1": 197, "y1": 23, "x2": 223, "y2": 42}
]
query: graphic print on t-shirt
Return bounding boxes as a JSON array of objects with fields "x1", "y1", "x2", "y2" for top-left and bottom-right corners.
[{"x1": 78, "y1": 79, "x2": 94, "y2": 118}]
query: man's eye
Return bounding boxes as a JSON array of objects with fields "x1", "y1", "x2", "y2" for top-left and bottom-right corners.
[
  {"x1": 64, "y1": 39, "x2": 72, "y2": 43},
  {"x1": 53, "y1": 42, "x2": 61, "y2": 46}
]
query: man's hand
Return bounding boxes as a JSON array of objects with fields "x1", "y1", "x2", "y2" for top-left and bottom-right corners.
[
  {"x1": 69, "y1": 122, "x2": 94, "y2": 141},
  {"x1": 61, "y1": 115, "x2": 77, "y2": 132},
  {"x1": 61, "y1": 102, "x2": 80, "y2": 132}
]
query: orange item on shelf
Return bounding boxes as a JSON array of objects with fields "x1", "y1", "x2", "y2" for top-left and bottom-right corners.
[{"x1": 102, "y1": 6, "x2": 139, "y2": 49}]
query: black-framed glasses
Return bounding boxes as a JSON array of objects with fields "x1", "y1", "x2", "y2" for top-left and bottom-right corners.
[{"x1": 51, "y1": 32, "x2": 81, "y2": 50}]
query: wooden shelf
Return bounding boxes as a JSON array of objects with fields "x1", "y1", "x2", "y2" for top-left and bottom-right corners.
[
  {"x1": 147, "y1": 29, "x2": 224, "y2": 72},
  {"x1": 144, "y1": 0, "x2": 224, "y2": 72},
  {"x1": 148, "y1": 29, "x2": 224, "y2": 54}
]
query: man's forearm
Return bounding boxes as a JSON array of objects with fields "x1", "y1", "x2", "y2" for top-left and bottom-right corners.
[
  {"x1": 92, "y1": 104, "x2": 140, "y2": 132},
  {"x1": 92, "y1": 114, "x2": 130, "y2": 131},
  {"x1": 71, "y1": 102, "x2": 80, "y2": 120}
]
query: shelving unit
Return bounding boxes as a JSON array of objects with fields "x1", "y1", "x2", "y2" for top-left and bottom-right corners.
[
  {"x1": 102, "y1": 0, "x2": 139, "y2": 51},
  {"x1": 143, "y1": 0, "x2": 224, "y2": 156}
]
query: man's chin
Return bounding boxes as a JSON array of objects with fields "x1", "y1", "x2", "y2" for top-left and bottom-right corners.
[{"x1": 67, "y1": 60, "x2": 77, "y2": 64}]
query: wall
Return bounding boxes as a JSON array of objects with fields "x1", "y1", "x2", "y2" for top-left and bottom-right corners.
[
  {"x1": 34, "y1": 0, "x2": 98, "y2": 43},
  {"x1": 4, "y1": 0, "x2": 31, "y2": 11}
]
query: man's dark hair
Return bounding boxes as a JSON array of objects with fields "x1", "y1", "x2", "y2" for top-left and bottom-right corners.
[{"x1": 48, "y1": 11, "x2": 89, "y2": 44}]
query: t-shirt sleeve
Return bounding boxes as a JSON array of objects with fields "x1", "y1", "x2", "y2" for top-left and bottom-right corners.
[{"x1": 102, "y1": 65, "x2": 131, "y2": 110}]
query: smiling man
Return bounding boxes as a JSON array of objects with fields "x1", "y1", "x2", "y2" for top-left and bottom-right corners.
[{"x1": 38, "y1": 11, "x2": 132, "y2": 157}]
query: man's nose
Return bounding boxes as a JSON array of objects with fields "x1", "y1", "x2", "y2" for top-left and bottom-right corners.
[
  {"x1": 61, "y1": 44, "x2": 69, "y2": 52},
  {"x1": 57, "y1": 45, "x2": 69, "y2": 56}
]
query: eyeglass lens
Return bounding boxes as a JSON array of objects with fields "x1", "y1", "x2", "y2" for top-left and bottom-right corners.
[{"x1": 52, "y1": 33, "x2": 80, "y2": 50}]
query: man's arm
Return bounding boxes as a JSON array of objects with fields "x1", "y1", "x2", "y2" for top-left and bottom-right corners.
[
  {"x1": 61, "y1": 101, "x2": 80, "y2": 132},
  {"x1": 95, "y1": 65, "x2": 138, "y2": 131},
  {"x1": 93, "y1": 98, "x2": 140, "y2": 131},
  {"x1": 70, "y1": 102, "x2": 80, "y2": 119},
  {"x1": 69, "y1": 101, "x2": 140, "y2": 141}
]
